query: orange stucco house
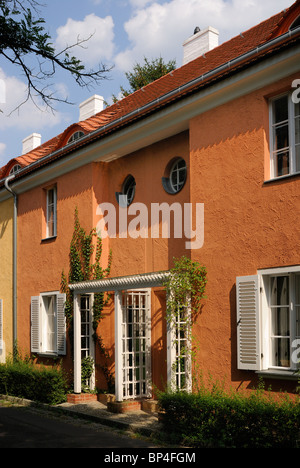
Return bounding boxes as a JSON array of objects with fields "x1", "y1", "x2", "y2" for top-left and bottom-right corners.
[{"x1": 0, "y1": 1, "x2": 300, "y2": 402}]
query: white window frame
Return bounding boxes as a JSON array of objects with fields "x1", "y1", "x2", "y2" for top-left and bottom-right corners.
[
  {"x1": 269, "y1": 92, "x2": 299, "y2": 179},
  {"x1": 167, "y1": 295, "x2": 192, "y2": 392},
  {"x1": 169, "y1": 158, "x2": 187, "y2": 193},
  {"x1": 120, "y1": 289, "x2": 151, "y2": 400},
  {"x1": 80, "y1": 294, "x2": 95, "y2": 389},
  {"x1": 31, "y1": 292, "x2": 66, "y2": 356},
  {"x1": 237, "y1": 266, "x2": 300, "y2": 375},
  {"x1": 46, "y1": 187, "x2": 57, "y2": 238}
]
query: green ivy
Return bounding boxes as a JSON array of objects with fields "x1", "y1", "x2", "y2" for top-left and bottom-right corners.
[
  {"x1": 164, "y1": 256, "x2": 207, "y2": 327},
  {"x1": 61, "y1": 207, "x2": 113, "y2": 391},
  {"x1": 163, "y1": 256, "x2": 207, "y2": 390}
]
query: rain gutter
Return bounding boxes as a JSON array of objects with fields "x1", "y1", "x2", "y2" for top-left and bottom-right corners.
[{"x1": 0, "y1": 26, "x2": 299, "y2": 187}]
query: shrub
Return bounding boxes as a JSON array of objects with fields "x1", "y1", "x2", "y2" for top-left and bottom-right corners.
[
  {"x1": 158, "y1": 386, "x2": 300, "y2": 448},
  {"x1": 0, "y1": 357, "x2": 68, "y2": 405}
]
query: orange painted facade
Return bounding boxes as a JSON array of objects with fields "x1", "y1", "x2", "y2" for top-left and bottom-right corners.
[
  {"x1": 189, "y1": 73, "x2": 300, "y2": 392},
  {"x1": 0, "y1": 2, "x2": 300, "y2": 399}
]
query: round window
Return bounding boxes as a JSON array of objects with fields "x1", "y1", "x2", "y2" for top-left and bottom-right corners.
[
  {"x1": 116, "y1": 175, "x2": 136, "y2": 206},
  {"x1": 162, "y1": 157, "x2": 187, "y2": 194}
]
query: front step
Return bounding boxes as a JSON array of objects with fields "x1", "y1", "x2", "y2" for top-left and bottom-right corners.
[
  {"x1": 107, "y1": 399, "x2": 159, "y2": 413},
  {"x1": 67, "y1": 393, "x2": 97, "y2": 404}
]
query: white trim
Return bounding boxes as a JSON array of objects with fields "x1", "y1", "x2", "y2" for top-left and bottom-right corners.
[
  {"x1": 69, "y1": 271, "x2": 170, "y2": 293},
  {"x1": 269, "y1": 92, "x2": 299, "y2": 179},
  {"x1": 114, "y1": 290, "x2": 123, "y2": 401},
  {"x1": 31, "y1": 291, "x2": 66, "y2": 356},
  {"x1": 73, "y1": 293, "x2": 81, "y2": 394},
  {"x1": 259, "y1": 265, "x2": 300, "y2": 275},
  {"x1": 236, "y1": 275, "x2": 261, "y2": 370}
]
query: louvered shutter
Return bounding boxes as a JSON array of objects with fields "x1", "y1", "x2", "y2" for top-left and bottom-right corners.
[
  {"x1": 0, "y1": 299, "x2": 3, "y2": 350},
  {"x1": 31, "y1": 296, "x2": 41, "y2": 353},
  {"x1": 236, "y1": 275, "x2": 261, "y2": 370},
  {"x1": 56, "y1": 293, "x2": 66, "y2": 355}
]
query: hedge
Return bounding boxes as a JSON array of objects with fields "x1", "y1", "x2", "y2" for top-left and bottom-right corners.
[
  {"x1": 0, "y1": 359, "x2": 68, "y2": 405},
  {"x1": 158, "y1": 387, "x2": 300, "y2": 448}
]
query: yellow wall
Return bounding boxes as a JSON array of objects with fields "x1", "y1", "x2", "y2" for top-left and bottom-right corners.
[{"x1": 0, "y1": 197, "x2": 13, "y2": 362}]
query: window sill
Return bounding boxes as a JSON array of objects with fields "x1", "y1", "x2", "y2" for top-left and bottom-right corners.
[
  {"x1": 264, "y1": 171, "x2": 300, "y2": 184},
  {"x1": 37, "y1": 352, "x2": 59, "y2": 358},
  {"x1": 256, "y1": 369, "x2": 299, "y2": 380},
  {"x1": 41, "y1": 236, "x2": 57, "y2": 243}
]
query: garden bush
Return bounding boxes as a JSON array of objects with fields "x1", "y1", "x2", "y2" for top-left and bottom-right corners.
[
  {"x1": 0, "y1": 356, "x2": 68, "y2": 405},
  {"x1": 158, "y1": 384, "x2": 300, "y2": 448}
]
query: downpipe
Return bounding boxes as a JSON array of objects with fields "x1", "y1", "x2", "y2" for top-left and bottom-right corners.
[{"x1": 4, "y1": 175, "x2": 17, "y2": 349}]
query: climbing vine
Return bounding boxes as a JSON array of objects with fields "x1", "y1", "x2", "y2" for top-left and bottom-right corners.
[
  {"x1": 61, "y1": 207, "x2": 113, "y2": 391},
  {"x1": 164, "y1": 256, "x2": 207, "y2": 327},
  {"x1": 163, "y1": 256, "x2": 207, "y2": 390}
]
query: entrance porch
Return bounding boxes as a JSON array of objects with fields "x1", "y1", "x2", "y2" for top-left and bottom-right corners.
[{"x1": 69, "y1": 271, "x2": 170, "y2": 401}]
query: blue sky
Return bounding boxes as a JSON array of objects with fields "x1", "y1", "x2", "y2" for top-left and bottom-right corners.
[{"x1": 0, "y1": 0, "x2": 295, "y2": 168}]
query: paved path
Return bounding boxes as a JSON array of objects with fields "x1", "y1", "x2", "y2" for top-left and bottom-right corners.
[{"x1": 0, "y1": 402, "x2": 160, "y2": 448}]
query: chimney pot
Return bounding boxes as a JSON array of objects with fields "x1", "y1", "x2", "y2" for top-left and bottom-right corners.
[
  {"x1": 79, "y1": 94, "x2": 104, "y2": 121},
  {"x1": 183, "y1": 26, "x2": 219, "y2": 65},
  {"x1": 22, "y1": 133, "x2": 41, "y2": 154}
]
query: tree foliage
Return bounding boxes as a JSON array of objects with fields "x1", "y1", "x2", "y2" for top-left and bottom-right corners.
[
  {"x1": 111, "y1": 56, "x2": 176, "y2": 103},
  {"x1": 0, "y1": 0, "x2": 111, "y2": 110}
]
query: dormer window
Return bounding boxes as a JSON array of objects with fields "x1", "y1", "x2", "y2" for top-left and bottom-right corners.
[
  {"x1": 9, "y1": 164, "x2": 21, "y2": 175},
  {"x1": 67, "y1": 131, "x2": 84, "y2": 144}
]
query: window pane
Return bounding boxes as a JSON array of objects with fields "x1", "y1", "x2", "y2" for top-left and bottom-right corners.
[
  {"x1": 273, "y1": 95, "x2": 288, "y2": 123},
  {"x1": 271, "y1": 338, "x2": 290, "y2": 367},
  {"x1": 44, "y1": 296, "x2": 56, "y2": 352},
  {"x1": 295, "y1": 116, "x2": 300, "y2": 145},
  {"x1": 271, "y1": 307, "x2": 290, "y2": 336},
  {"x1": 295, "y1": 145, "x2": 300, "y2": 173},
  {"x1": 274, "y1": 123, "x2": 289, "y2": 151},
  {"x1": 296, "y1": 275, "x2": 300, "y2": 304},
  {"x1": 270, "y1": 276, "x2": 289, "y2": 305},
  {"x1": 275, "y1": 150, "x2": 289, "y2": 176},
  {"x1": 296, "y1": 276, "x2": 300, "y2": 338},
  {"x1": 47, "y1": 188, "x2": 56, "y2": 237},
  {"x1": 274, "y1": 96, "x2": 289, "y2": 122},
  {"x1": 296, "y1": 306, "x2": 300, "y2": 337}
]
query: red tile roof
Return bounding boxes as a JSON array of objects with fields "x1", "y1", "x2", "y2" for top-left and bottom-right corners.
[{"x1": 1, "y1": 0, "x2": 299, "y2": 181}]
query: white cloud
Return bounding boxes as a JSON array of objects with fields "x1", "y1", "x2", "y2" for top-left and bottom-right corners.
[
  {"x1": 0, "y1": 143, "x2": 6, "y2": 156},
  {"x1": 129, "y1": 0, "x2": 156, "y2": 9},
  {"x1": 114, "y1": 0, "x2": 295, "y2": 71},
  {"x1": 55, "y1": 14, "x2": 115, "y2": 67},
  {"x1": 0, "y1": 68, "x2": 68, "y2": 131}
]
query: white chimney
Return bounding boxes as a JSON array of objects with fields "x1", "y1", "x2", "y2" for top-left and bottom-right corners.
[
  {"x1": 183, "y1": 26, "x2": 219, "y2": 65},
  {"x1": 79, "y1": 94, "x2": 104, "y2": 121},
  {"x1": 22, "y1": 133, "x2": 41, "y2": 154}
]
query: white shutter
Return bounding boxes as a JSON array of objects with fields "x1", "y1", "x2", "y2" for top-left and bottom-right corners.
[
  {"x1": 0, "y1": 299, "x2": 3, "y2": 350},
  {"x1": 236, "y1": 275, "x2": 261, "y2": 370},
  {"x1": 31, "y1": 296, "x2": 41, "y2": 353},
  {"x1": 56, "y1": 293, "x2": 66, "y2": 355}
]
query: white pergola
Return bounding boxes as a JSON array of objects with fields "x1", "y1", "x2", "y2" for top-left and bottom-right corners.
[{"x1": 69, "y1": 271, "x2": 170, "y2": 400}]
